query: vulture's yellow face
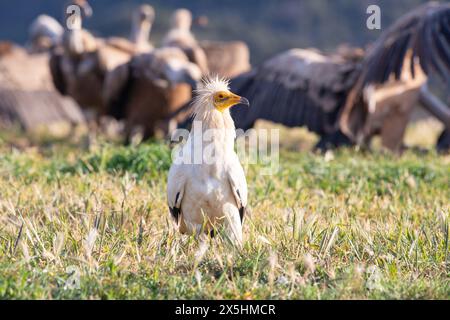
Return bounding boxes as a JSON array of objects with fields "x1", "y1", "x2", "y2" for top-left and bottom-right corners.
[{"x1": 213, "y1": 91, "x2": 249, "y2": 112}]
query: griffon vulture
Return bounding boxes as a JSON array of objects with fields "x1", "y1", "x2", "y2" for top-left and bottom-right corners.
[
  {"x1": 49, "y1": 2, "x2": 154, "y2": 116},
  {"x1": 162, "y1": 9, "x2": 209, "y2": 75},
  {"x1": 106, "y1": 4, "x2": 155, "y2": 55},
  {"x1": 340, "y1": 2, "x2": 450, "y2": 152},
  {"x1": 230, "y1": 3, "x2": 450, "y2": 152},
  {"x1": 0, "y1": 42, "x2": 84, "y2": 131},
  {"x1": 167, "y1": 77, "x2": 249, "y2": 245},
  {"x1": 103, "y1": 47, "x2": 202, "y2": 141}
]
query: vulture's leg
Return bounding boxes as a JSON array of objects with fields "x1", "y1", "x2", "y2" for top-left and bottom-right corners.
[
  {"x1": 79, "y1": 109, "x2": 99, "y2": 149},
  {"x1": 419, "y1": 84, "x2": 450, "y2": 129},
  {"x1": 437, "y1": 93, "x2": 450, "y2": 153},
  {"x1": 419, "y1": 84, "x2": 450, "y2": 152}
]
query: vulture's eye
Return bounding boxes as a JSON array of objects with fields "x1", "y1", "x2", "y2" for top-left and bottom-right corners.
[{"x1": 218, "y1": 94, "x2": 224, "y2": 99}]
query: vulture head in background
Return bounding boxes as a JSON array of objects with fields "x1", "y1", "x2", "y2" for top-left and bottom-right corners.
[
  {"x1": 28, "y1": 15, "x2": 64, "y2": 54},
  {"x1": 170, "y1": 8, "x2": 193, "y2": 32},
  {"x1": 129, "y1": 4, "x2": 155, "y2": 52},
  {"x1": 105, "y1": 4, "x2": 156, "y2": 55},
  {"x1": 162, "y1": 8, "x2": 209, "y2": 75},
  {"x1": 103, "y1": 47, "x2": 202, "y2": 142}
]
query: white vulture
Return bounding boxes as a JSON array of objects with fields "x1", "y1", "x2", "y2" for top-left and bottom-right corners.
[
  {"x1": 28, "y1": 15, "x2": 64, "y2": 53},
  {"x1": 167, "y1": 77, "x2": 249, "y2": 245},
  {"x1": 162, "y1": 8, "x2": 209, "y2": 75},
  {"x1": 103, "y1": 47, "x2": 202, "y2": 141}
]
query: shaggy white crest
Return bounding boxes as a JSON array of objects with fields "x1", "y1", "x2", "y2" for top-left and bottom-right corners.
[{"x1": 191, "y1": 76, "x2": 230, "y2": 116}]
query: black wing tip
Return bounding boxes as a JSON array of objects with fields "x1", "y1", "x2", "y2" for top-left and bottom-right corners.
[
  {"x1": 169, "y1": 207, "x2": 181, "y2": 223},
  {"x1": 239, "y1": 207, "x2": 246, "y2": 224}
]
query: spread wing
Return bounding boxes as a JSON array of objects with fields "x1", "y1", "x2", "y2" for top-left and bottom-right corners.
[
  {"x1": 340, "y1": 3, "x2": 450, "y2": 141},
  {"x1": 362, "y1": 2, "x2": 450, "y2": 85},
  {"x1": 230, "y1": 48, "x2": 360, "y2": 135}
]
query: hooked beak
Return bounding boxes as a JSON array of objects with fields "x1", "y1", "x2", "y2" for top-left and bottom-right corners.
[
  {"x1": 238, "y1": 96, "x2": 250, "y2": 107},
  {"x1": 228, "y1": 93, "x2": 250, "y2": 108}
]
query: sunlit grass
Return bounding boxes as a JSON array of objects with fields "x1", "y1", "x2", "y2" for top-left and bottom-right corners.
[{"x1": 0, "y1": 120, "x2": 448, "y2": 299}]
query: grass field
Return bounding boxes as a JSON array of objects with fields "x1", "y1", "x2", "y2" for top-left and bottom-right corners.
[{"x1": 0, "y1": 121, "x2": 448, "y2": 299}]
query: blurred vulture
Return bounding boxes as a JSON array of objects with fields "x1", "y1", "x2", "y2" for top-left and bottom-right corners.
[
  {"x1": 230, "y1": 48, "x2": 363, "y2": 149},
  {"x1": 103, "y1": 47, "x2": 202, "y2": 141},
  {"x1": 193, "y1": 15, "x2": 251, "y2": 78},
  {"x1": 200, "y1": 40, "x2": 251, "y2": 78},
  {"x1": 162, "y1": 9, "x2": 209, "y2": 75},
  {"x1": 231, "y1": 2, "x2": 450, "y2": 152},
  {"x1": 106, "y1": 4, "x2": 155, "y2": 55},
  {"x1": 28, "y1": 15, "x2": 64, "y2": 53},
  {"x1": 340, "y1": 2, "x2": 450, "y2": 152},
  {"x1": 0, "y1": 42, "x2": 84, "y2": 131},
  {"x1": 50, "y1": 2, "x2": 154, "y2": 115}
]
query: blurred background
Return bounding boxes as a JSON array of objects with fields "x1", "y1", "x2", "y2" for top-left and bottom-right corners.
[{"x1": 0, "y1": 0, "x2": 432, "y2": 64}]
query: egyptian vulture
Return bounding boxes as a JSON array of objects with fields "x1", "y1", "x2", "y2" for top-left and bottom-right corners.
[
  {"x1": 162, "y1": 9, "x2": 209, "y2": 75},
  {"x1": 103, "y1": 47, "x2": 202, "y2": 141},
  {"x1": 340, "y1": 2, "x2": 450, "y2": 152},
  {"x1": 49, "y1": 2, "x2": 153, "y2": 116},
  {"x1": 167, "y1": 77, "x2": 249, "y2": 245},
  {"x1": 0, "y1": 42, "x2": 84, "y2": 131},
  {"x1": 229, "y1": 48, "x2": 362, "y2": 149}
]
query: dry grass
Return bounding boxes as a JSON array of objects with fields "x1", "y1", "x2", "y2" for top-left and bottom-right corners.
[{"x1": 0, "y1": 120, "x2": 448, "y2": 299}]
